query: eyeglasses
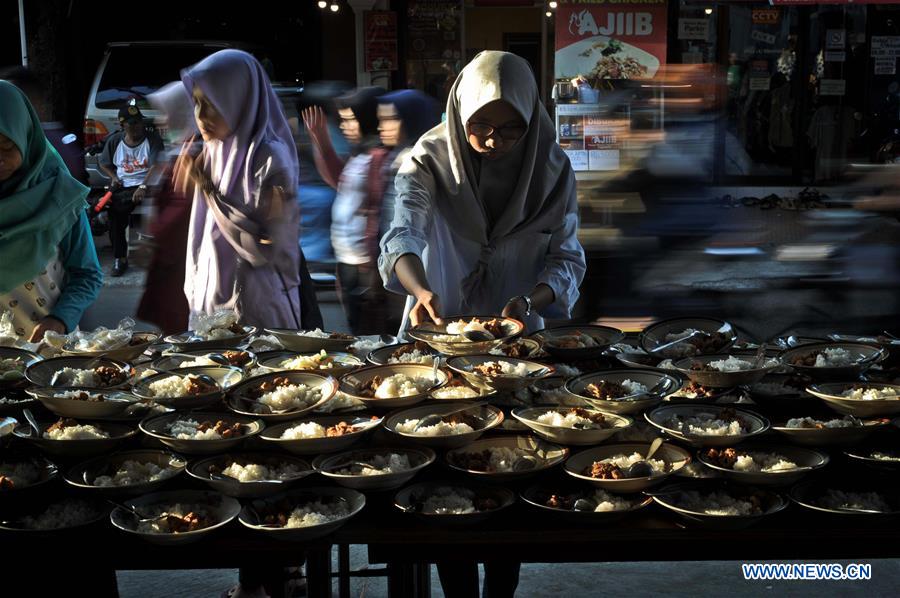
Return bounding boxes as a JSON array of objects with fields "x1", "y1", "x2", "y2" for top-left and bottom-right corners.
[{"x1": 467, "y1": 121, "x2": 527, "y2": 141}]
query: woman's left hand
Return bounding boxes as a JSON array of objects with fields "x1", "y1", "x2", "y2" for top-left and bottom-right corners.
[
  {"x1": 29, "y1": 316, "x2": 66, "y2": 343},
  {"x1": 501, "y1": 296, "x2": 529, "y2": 321}
]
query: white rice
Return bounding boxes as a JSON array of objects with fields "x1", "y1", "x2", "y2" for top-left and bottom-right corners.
[
  {"x1": 471, "y1": 447, "x2": 531, "y2": 473},
  {"x1": 620, "y1": 379, "x2": 648, "y2": 396},
  {"x1": 421, "y1": 487, "x2": 476, "y2": 514},
  {"x1": 220, "y1": 462, "x2": 302, "y2": 482},
  {"x1": 732, "y1": 453, "x2": 798, "y2": 473},
  {"x1": 534, "y1": 410, "x2": 607, "y2": 430},
  {"x1": 259, "y1": 383, "x2": 322, "y2": 411},
  {"x1": 349, "y1": 337, "x2": 387, "y2": 353},
  {"x1": 600, "y1": 452, "x2": 667, "y2": 474},
  {"x1": 54, "y1": 390, "x2": 107, "y2": 401},
  {"x1": 20, "y1": 500, "x2": 100, "y2": 530},
  {"x1": 167, "y1": 419, "x2": 224, "y2": 440},
  {"x1": 388, "y1": 350, "x2": 434, "y2": 365},
  {"x1": 817, "y1": 490, "x2": 891, "y2": 513},
  {"x1": 659, "y1": 330, "x2": 702, "y2": 358},
  {"x1": 432, "y1": 384, "x2": 480, "y2": 399},
  {"x1": 395, "y1": 419, "x2": 474, "y2": 437},
  {"x1": 135, "y1": 503, "x2": 216, "y2": 533},
  {"x1": 297, "y1": 329, "x2": 332, "y2": 338},
  {"x1": 178, "y1": 357, "x2": 219, "y2": 368},
  {"x1": 280, "y1": 422, "x2": 328, "y2": 440},
  {"x1": 547, "y1": 332, "x2": 598, "y2": 349},
  {"x1": 0, "y1": 461, "x2": 41, "y2": 487},
  {"x1": 707, "y1": 357, "x2": 754, "y2": 372},
  {"x1": 53, "y1": 367, "x2": 97, "y2": 387},
  {"x1": 284, "y1": 500, "x2": 351, "y2": 528},
  {"x1": 94, "y1": 460, "x2": 172, "y2": 487},
  {"x1": 784, "y1": 416, "x2": 859, "y2": 429},
  {"x1": 373, "y1": 374, "x2": 433, "y2": 399},
  {"x1": 664, "y1": 413, "x2": 747, "y2": 436},
  {"x1": 552, "y1": 364, "x2": 582, "y2": 378},
  {"x1": 336, "y1": 453, "x2": 412, "y2": 476},
  {"x1": 671, "y1": 490, "x2": 762, "y2": 516},
  {"x1": 870, "y1": 451, "x2": 900, "y2": 462},
  {"x1": 44, "y1": 423, "x2": 109, "y2": 440},
  {"x1": 314, "y1": 391, "x2": 365, "y2": 413},
  {"x1": 591, "y1": 489, "x2": 641, "y2": 512},
  {"x1": 280, "y1": 350, "x2": 346, "y2": 370},
  {"x1": 0, "y1": 395, "x2": 28, "y2": 404},
  {"x1": 814, "y1": 347, "x2": 854, "y2": 367},
  {"x1": 148, "y1": 375, "x2": 197, "y2": 398},
  {"x1": 841, "y1": 386, "x2": 899, "y2": 401},
  {"x1": 470, "y1": 361, "x2": 530, "y2": 377}
]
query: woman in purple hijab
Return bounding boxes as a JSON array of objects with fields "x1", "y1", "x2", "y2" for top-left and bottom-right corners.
[{"x1": 175, "y1": 49, "x2": 303, "y2": 329}]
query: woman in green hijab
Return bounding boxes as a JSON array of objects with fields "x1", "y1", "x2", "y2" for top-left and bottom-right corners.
[{"x1": 0, "y1": 80, "x2": 103, "y2": 341}]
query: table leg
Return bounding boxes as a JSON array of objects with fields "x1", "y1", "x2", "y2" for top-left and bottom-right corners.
[
  {"x1": 338, "y1": 544, "x2": 351, "y2": 598},
  {"x1": 414, "y1": 561, "x2": 431, "y2": 598},
  {"x1": 387, "y1": 561, "x2": 415, "y2": 598},
  {"x1": 306, "y1": 545, "x2": 333, "y2": 598}
]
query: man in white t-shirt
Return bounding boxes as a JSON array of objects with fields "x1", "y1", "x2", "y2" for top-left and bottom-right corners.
[{"x1": 98, "y1": 104, "x2": 163, "y2": 276}]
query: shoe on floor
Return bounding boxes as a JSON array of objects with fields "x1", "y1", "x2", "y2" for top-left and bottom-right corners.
[{"x1": 112, "y1": 258, "x2": 128, "y2": 277}]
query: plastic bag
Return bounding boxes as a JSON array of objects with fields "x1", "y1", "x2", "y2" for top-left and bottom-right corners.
[
  {"x1": 189, "y1": 310, "x2": 240, "y2": 340},
  {"x1": 243, "y1": 334, "x2": 284, "y2": 352},
  {"x1": 68, "y1": 317, "x2": 136, "y2": 351},
  {"x1": 0, "y1": 310, "x2": 41, "y2": 353}
]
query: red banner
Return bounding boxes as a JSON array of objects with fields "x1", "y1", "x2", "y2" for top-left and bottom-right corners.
[
  {"x1": 555, "y1": 0, "x2": 667, "y2": 81},
  {"x1": 365, "y1": 11, "x2": 399, "y2": 71}
]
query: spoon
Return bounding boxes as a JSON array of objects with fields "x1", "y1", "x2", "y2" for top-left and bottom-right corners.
[
  {"x1": 432, "y1": 356, "x2": 443, "y2": 385},
  {"x1": 246, "y1": 505, "x2": 286, "y2": 528},
  {"x1": 107, "y1": 499, "x2": 178, "y2": 526},
  {"x1": 463, "y1": 330, "x2": 495, "y2": 342},
  {"x1": 163, "y1": 352, "x2": 232, "y2": 367},
  {"x1": 572, "y1": 497, "x2": 598, "y2": 512},
  {"x1": 318, "y1": 461, "x2": 379, "y2": 474},
  {"x1": 22, "y1": 408, "x2": 42, "y2": 437},
  {"x1": 649, "y1": 331, "x2": 702, "y2": 354},
  {"x1": 835, "y1": 507, "x2": 885, "y2": 515},
  {"x1": 623, "y1": 437, "x2": 664, "y2": 478},
  {"x1": 411, "y1": 402, "x2": 488, "y2": 432},
  {"x1": 527, "y1": 367, "x2": 552, "y2": 378}
]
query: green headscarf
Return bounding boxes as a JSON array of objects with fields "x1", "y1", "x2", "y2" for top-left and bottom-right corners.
[{"x1": 0, "y1": 80, "x2": 89, "y2": 293}]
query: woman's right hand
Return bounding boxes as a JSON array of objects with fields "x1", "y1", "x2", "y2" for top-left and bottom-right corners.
[
  {"x1": 409, "y1": 290, "x2": 443, "y2": 327},
  {"x1": 301, "y1": 106, "x2": 329, "y2": 146}
]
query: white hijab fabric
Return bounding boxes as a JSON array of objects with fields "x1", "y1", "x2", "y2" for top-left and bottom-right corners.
[{"x1": 399, "y1": 51, "x2": 575, "y2": 308}]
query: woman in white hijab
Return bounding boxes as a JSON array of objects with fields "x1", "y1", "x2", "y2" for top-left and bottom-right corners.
[{"x1": 379, "y1": 51, "x2": 585, "y2": 334}]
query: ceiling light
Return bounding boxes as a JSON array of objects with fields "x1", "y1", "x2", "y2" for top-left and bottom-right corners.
[
  {"x1": 704, "y1": 7, "x2": 713, "y2": 15},
  {"x1": 330, "y1": 2, "x2": 339, "y2": 12},
  {"x1": 549, "y1": 1, "x2": 558, "y2": 8},
  {"x1": 546, "y1": 11, "x2": 552, "y2": 17},
  {"x1": 317, "y1": 0, "x2": 327, "y2": 8}
]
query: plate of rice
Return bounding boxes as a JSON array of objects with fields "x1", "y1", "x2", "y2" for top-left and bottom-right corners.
[
  {"x1": 262, "y1": 328, "x2": 357, "y2": 353},
  {"x1": 366, "y1": 342, "x2": 438, "y2": 366},
  {"x1": 239, "y1": 486, "x2": 366, "y2": 541},
  {"x1": 446, "y1": 356, "x2": 553, "y2": 392},
  {"x1": 259, "y1": 350, "x2": 363, "y2": 377},
  {"x1": 790, "y1": 480, "x2": 900, "y2": 518},
  {"x1": 639, "y1": 318, "x2": 737, "y2": 359},
  {"x1": 314, "y1": 447, "x2": 436, "y2": 491},
  {"x1": 563, "y1": 441, "x2": 691, "y2": 493},
  {"x1": 444, "y1": 435, "x2": 569, "y2": 482},
  {"x1": 110, "y1": 489, "x2": 241, "y2": 545},
  {"x1": 805, "y1": 382, "x2": 900, "y2": 417},
  {"x1": 139, "y1": 411, "x2": 264, "y2": 455},
  {"x1": 132, "y1": 366, "x2": 244, "y2": 410},
  {"x1": 259, "y1": 415, "x2": 382, "y2": 455},
  {"x1": 64, "y1": 449, "x2": 186, "y2": 497},
  {"x1": 531, "y1": 324, "x2": 625, "y2": 360},
  {"x1": 697, "y1": 445, "x2": 828, "y2": 486},
  {"x1": 0, "y1": 347, "x2": 42, "y2": 390},
  {"x1": 226, "y1": 371, "x2": 339, "y2": 422},
  {"x1": 152, "y1": 349, "x2": 257, "y2": 372},
  {"x1": 672, "y1": 354, "x2": 779, "y2": 388},
  {"x1": 339, "y1": 364, "x2": 448, "y2": 409},
  {"x1": 779, "y1": 342, "x2": 885, "y2": 380},
  {"x1": 770, "y1": 414, "x2": 890, "y2": 446},
  {"x1": 843, "y1": 445, "x2": 900, "y2": 473},
  {"x1": 645, "y1": 405, "x2": 769, "y2": 447},
  {"x1": 383, "y1": 403, "x2": 504, "y2": 449},
  {"x1": 0, "y1": 455, "x2": 58, "y2": 496},
  {"x1": 511, "y1": 406, "x2": 633, "y2": 446},
  {"x1": 565, "y1": 370, "x2": 681, "y2": 415},
  {"x1": 395, "y1": 482, "x2": 515, "y2": 525},
  {"x1": 164, "y1": 325, "x2": 257, "y2": 351},
  {"x1": 429, "y1": 377, "x2": 497, "y2": 402},
  {"x1": 14, "y1": 417, "x2": 137, "y2": 458},
  {"x1": 651, "y1": 482, "x2": 788, "y2": 529},
  {"x1": 25, "y1": 356, "x2": 133, "y2": 389},
  {"x1": 187, "y1": 452, "x2": 314, "y2": 498},
  {"x1": 0, "y1": 498, "x2": 108, "y2": 533},
  {"x1": 408, "y1": 316, "x2": 523, "y2": 356},
  {"x1": 521, "y1": 484, "x2": 652, "y2": 523},
  {"x1": 27, "y1": 387, "x2": 139, "y2": 419}
]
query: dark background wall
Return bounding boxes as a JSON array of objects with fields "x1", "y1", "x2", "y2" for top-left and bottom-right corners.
[{"x1": 1, "y1": 0, "x2": 356, "y2": 135}]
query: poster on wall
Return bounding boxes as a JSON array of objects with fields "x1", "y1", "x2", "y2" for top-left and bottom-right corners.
[
  {"x1": 365, "y1": 11, "x2": 398, "y2": 71},
  {"x1": 555, "y1": 0, "x2": 667, "y2": 83},
  {"x1": 407, "y1": 0, "x2": 462, "y2": 61}
]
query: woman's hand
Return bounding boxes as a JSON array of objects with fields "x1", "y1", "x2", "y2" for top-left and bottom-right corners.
[
  {"x1": 29, "y1": 316, "x2": 66, "y2": 343},
  {"x1": 409, "y1": 290, "x2": 443, "y2": 327},
  {"x1": 301, "y1": 106, "x2": 330, "y2": 146},
  {"x1": 501, "y1": 296, "x2": 529, "y2": 322},
  {"x1": 175, "y1": 147, "x2": 214, "y2": 198}
]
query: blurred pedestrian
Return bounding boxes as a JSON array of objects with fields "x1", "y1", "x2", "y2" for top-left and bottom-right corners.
[
  {"x1": 135, "y1": 81, "x2": 194, "y2": 334},
  {"x1": 302, "y1": 86, "x2": 387, "y2": 334},
  {"x1": 98, "y1": 103, "x2": 165, "y2": 276},
  {"x1": 175, "y1": 49, "x2": 305, "y2": 330},
  {"x1": 0, "y1": 81, "x2": 103, "y2": 342},
  {"x1": 379, "y1": 51, "x2": 586, "y2": 336}
]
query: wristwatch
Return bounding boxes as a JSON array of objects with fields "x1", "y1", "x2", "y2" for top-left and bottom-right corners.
[
  {"x1": 515, "y1": 295, "x2": 533, "y2": 317},
  {"x1": 138, "y1": 184, "x2": 147, "y2": 191}
]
